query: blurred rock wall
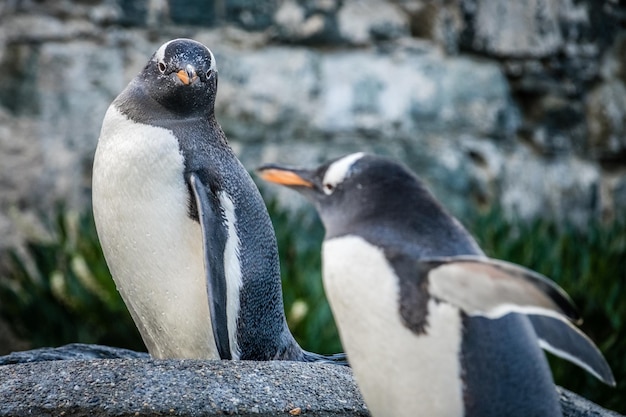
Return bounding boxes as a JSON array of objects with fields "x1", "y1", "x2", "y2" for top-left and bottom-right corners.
[{"x1": 0, "y1": 0, "x2": 625, "y2": 250}]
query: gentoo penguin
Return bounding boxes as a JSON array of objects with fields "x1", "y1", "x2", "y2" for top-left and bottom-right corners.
[
  {"x1": 258, "y1": 153, "x2": 615, "y2": 417},
  {"x1": 92, "y1": 38, "x2": 342, "y2": 363}
]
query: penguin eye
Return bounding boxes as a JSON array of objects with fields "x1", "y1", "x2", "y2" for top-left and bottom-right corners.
[
  {"x1": 206, "y1": 69, "x2": 214, "y2": 79},
  {"x1": 323, "y1": 183, "x2": 335, "y2": 194},
  {"x1": 157, "y1": 62, "x2": 166, "y2": 73}
]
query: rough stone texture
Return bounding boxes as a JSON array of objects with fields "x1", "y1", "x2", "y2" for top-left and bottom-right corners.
[
  {"x1": 461, "y1": 0, "x2": 563, "y2": 58},
  {"x1": 0, "y1": 344, "x2": 149, "y2": 365},
  {"x1": 587, "y1": 80, "x2": 626, "y2": 159},
  {"x1": 0, "y1": 358, "x2": 368, "y2": 417},
  {"x1": 0, "y1": 348, "x2": 622, "y2": 417},
  {"x1": 0, "y1": 0, "x2": 623, "y2": 247},
  {"x1": 0, "y1": 0, "x2": 624, "y2": 247},
  {"x1": 557, "y1": 387, "x2": 624, "y2": 417},
  {"x1": 455, "y1": 0, "x2": 624, "y2": 162},
  {"x1": 337, "y1": 0, "x2": 409, "y2": 45}
]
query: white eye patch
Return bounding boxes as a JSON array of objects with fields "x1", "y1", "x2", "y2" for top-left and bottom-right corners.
[
  {"x1": 153, "y1": 40, "x2": 218, "y2": 73},
  {"x1": 322, "y1": 152, "x2": 365, "y2": 195},
  {"x1": 154, "y1": 40, "x2": 175, "y2": 63},
  {"x1": 207, "y1": 48, "x2": 217, "y2": 73}
]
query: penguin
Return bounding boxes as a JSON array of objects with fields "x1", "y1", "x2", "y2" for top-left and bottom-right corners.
[
  {"x1": 257, "y1": 152, "x2": 615, "y2": 417},
  {"x1": 92, "y1": 38, "x2": 343, "y2": 363}
]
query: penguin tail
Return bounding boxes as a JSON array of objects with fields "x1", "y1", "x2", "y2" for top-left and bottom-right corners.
[{"x1": 300, "y1": 350, "x2": 349, "y2": 366}]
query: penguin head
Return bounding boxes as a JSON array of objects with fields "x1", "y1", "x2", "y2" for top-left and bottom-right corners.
[
  {"x1": 139, "y1": 38, "x2": 218, "y2": 115},
  {"x1": 258, "y1": 153, "x2": 441, "y2": 238}
]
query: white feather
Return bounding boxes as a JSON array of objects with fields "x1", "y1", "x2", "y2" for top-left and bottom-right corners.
[
  {"x1": 153, "y1": 39, "x2": 174, "y2": 63},
  {"x1": 322, "y1": 152, "x2": 365, "y2": 194},
  {"x1": 92, "y1": 105, "x2": 217, "y2": 359},
  {"x1": 218, "y1": 191, "x2": 242, "y2": 360},
  {"x1": 322, "y1": 235, "x2": 464, "y2": 417}
]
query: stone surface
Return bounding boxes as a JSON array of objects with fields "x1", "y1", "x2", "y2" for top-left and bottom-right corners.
[
  {"x1": 500, "y1": 147, "x2": 601, "y2": 227},
  {"x1": 0, "y1": 0, "x2": 624, "y2": 254},
  {"x1": 0, "y1": 343, "x2": 148, "y2": 365},
  {"x1": 587, "y1": 80, "x2": 626, "y2": 160},
  {"x1": 337, "y1": 0, "x2": 409, "y2": 45},
  {"x1": 461, "y1": 0, "x2": 564, "y2": 58},
  {"x1": 0, "y1": 357, "x2": 368, "y2": 417},
  {"x1": 0, "y1": 348, "x2": 621, "y2": 417},
  {"x1": 272, "y1": 0, "x2": 342, "y2": 44}
]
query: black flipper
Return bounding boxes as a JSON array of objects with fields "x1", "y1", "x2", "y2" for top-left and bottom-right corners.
[
  {"x1": 189, "y1": 173, "x2": 231, "y2": 360},
  {"x1": 528, "y1": 315, "x2": 615, "y2": 386}
]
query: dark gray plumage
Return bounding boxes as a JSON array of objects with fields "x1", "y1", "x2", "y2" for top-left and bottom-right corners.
[{"x1": 258, "y1": 152, "x2": 614, "y2": 417}]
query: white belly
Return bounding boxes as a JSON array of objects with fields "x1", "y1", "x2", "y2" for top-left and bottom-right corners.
[
  {"x1": 92, "y1": 105, "x2": 216, "y2": 359},
  {"x1": 323, "y1": 236, "x2": 464, "y2": 417}
]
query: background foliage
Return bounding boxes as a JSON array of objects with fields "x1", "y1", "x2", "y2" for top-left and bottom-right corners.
[{"x1": 0, "y1": 201, "x2": 624, "y2": 413}]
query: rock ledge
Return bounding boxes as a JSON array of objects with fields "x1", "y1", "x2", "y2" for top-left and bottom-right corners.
[{"x1": 0, "y1": 353, "x2": 622, "y2": 417}]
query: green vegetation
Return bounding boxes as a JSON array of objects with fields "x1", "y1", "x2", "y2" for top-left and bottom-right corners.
[
  {"x1": 469, "y1": 208, "x2": 625, "y2": 412},
  {"x1": 0, "y1": 203, "x2": 624, "y2": 413},
  {"x1": 0, "y1": 210, "x2": 143, "y2": 351}
]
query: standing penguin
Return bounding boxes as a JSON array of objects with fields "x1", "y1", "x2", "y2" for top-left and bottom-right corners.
[
  {"x1": 92, "y1": 38, "x2": 340, "y2": 362},
  {"x1": 258, "y1": 153, "x2": 615, "y2": 417}
]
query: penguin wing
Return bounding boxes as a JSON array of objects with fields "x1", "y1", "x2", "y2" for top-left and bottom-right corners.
[
  {"x1": 421, "y1": 256, "x2": 580, "y2": 323},
  {"x1": 421, "y1": 256, "x2": 615, "y2": 386},
  {"x1": 528, "y1": 315, "x2": 615, "y2": 386},
  {"x1": 189, "y1": 173, "x2": 232, "y2": 360}
]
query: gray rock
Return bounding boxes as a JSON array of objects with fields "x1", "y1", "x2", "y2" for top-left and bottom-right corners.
[
  {"x1": 457, "y1": 0, "x2": 623, "y2": 160},
  {"x1": 398, "y1": 0, "x2": 463, "y2": 54},
  {"x1": 500, "y1": 146, "x2": 601, "y2": 227},
  {"x1": 214, "y1": 43, "x2": 519, "y2": 216},
  {"x1": 0, "y1": 358, "x2": 368, "y2": 417},
  {"x1": 600, "y1": 33, "x2": 626, "y2": 85},
  {"x1": 0, "y1": 109, "x2": 46, "y2": 251},
  {"x1": 608, "y1": 173, "x2": 626, "y2": 217},
  {"x1": 215, "y1": 43, "x2": 517, "y2": 144},
  {"x1": 225, "y1": 0, "x2": 280, "y2": 31},
  {"x1": 459, "y1": 0, "x2": 620, "y2": 61},
  {"x1": 558, "y1": 387, "x2": 624, "y2": 417},
  {"x1": 0, "y1": 343, "x2": 148, "y2": 365},
  {"x1": 272, "y1": 0, "x2": 341, "y2": 44},
  {"x1": 337, "y1": 0, "x2": 409, "y2": 45},
  {"x1": 26, "y1": 40, "x2": 124, "y2": 211},
  {"x1": 461, "y1": 0, "x2": 564, "y2": 58},
  {"x1": 586, "y1": 80, "x2": 626, "y2": 159},
  {"x1": 170, "y1": 0, "x2": 218, "y2": 27},
  {"x1": 117, "y1": 0, "x2": 150, "y2": 26},
  {"x1": 1, "y1": 15, "x2": 100, "y2": 44},
  {"x1": 0, "y1": 0, "x2": 624, "y2": 257},
  {"x1": 0, "y1": 353, "x2": 620, "y2": 417},
  {"x1": 520, "y1": 94, "x2": 586, "y2": 155}
]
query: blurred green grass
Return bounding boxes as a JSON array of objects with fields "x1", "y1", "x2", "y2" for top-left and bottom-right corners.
[{"x1": 0, "y1": 202, "x2": 624, "y2": 413}]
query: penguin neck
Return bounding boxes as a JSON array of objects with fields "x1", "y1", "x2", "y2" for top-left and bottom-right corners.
[
  {"x1": 325, "y1": 184, "x2": 483, "y2": 258},
  {"x1": 115, "y1": 79, "x2": 217, "y2": 125}
]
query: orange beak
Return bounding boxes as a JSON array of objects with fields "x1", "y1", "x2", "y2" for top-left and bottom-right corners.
[
  {"x1": 257, "y1": 168, "x2": 314, "y2": 188},
  {"x1": 176, "y1": 65, "x2": 198, "y2": 85}
]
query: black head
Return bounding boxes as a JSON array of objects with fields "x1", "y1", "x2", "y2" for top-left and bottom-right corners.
[
  {"x1": 139, "y1": 38, "x2": 218, "y2": 116},
  {"x1": 258, "y1": 153, "x2": 482, "y2": 255},
  {"x1": 257, "y1": 153, "x2": 450, "y2": 238}
]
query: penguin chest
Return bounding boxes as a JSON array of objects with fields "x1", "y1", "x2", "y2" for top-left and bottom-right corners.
[
  {"x1": 92, "y1": 106, "x2": 216, "y2": 359},
  {"x1": 322, "y1": 235, "x2": 465, "y2": 417}
]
